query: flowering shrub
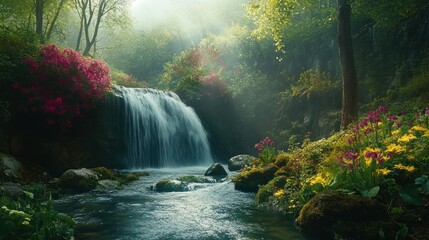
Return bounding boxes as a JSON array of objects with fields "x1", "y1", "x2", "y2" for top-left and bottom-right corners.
[
  {"x1": 199, "y1": 71, "x2": 227, "y2": 98},
  {"x1": 159, "y1": 44, "x2": 228, "y2": 100},
  {"x1": 254, "y1": 136, "x2": 276, "y2": 165},
  {"x1": 334, "y1": 105, "x2": 429, "y2": 198},
  {"x1": 13, "y1": 44, "x2": 111, "y2": 127}
]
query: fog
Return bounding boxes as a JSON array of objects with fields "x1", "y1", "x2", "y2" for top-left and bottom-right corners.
[{"x1": 129, "y1": 0, "x2": 248, "y2": 43}]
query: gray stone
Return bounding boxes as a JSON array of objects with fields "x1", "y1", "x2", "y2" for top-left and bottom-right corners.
[
  {"x1": 59, "y1": 168, "x2": 99, "y2": 193},
  {"x1": 0, "y1": 153, "x2": 23, "y2": 180},
  {"x1": 204, "y1": 163, "x2": 228, "y2": 177},
  {"x1": 155, "y1": 179, "x2": 189, "y2": 192},
  {"x1": 1, "y1": 182, "x2": 24, "y2": 197},
  {"x1": 228, "y1": 154, "x2": 255, "y2": 171}
]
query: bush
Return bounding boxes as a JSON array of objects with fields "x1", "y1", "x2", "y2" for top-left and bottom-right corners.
[{"x1": 13, "y1": 45, "x2": 111, "y2": 128}]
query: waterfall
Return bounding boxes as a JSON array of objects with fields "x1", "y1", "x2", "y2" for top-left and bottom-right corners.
[{"x1": 106, "y1": 85, "x2": 213, "y2": 168}]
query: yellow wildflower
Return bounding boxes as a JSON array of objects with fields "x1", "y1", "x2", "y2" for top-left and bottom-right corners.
[
  {"x1": 391, "y1": 130, "x2": 401, "y2": 135},
  {"x1": 423, "y1": 131, "x2": 429, "y2": 138},
  {"x1": 274, "y1": 189, "x2": 285, "y2": 198},
  {"x1": 398, "y1": 134, "x2": 417, "y2": 143},
  {"x1": 364, "y1": 157, "x2": 373, "y2": 167},
  {"x1": 376, "y1": 168, "x2": 391, "y2": 175},
  {"x1": 410, "y1": 125, "x2": 428, "y2": 132},
  {"x1": 386, "y1": 143, "x2": 406, "y2": 153},
  {"x1": 308, "y1": 173, "x2": 331, "y2": 187},
  {"x1": 407, "y1": 155, "x2": 415, "y2": 160},
  {"x1": 394, "y1": 164, "x2": 415, "y2": 172}
]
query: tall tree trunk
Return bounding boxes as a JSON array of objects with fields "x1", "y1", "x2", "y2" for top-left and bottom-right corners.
[
  {"x1": 45, "y1": 0, "x2": 67, "y2": 41},
  {"x1": 35, "y1": 0, "x2": 44, "y2": 42},
  {"x1": 338, "y1": 0, "x2": 358, "y2": 129}
]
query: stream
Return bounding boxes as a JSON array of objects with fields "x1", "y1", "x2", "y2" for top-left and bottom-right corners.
[{"x1": 55, "y1": 167, "x2": 305, "y2": 240}]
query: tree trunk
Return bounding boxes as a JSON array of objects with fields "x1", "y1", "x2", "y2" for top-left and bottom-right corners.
[
  {"x1": 338, "y1": 0, "x2": 358, "y2": 129},
  {"x1": 45, "y1": 0, "x2": 67, "y2": 41},
  {"x1": 35, "y1": 0, "x2": 44, "y2": 42}
]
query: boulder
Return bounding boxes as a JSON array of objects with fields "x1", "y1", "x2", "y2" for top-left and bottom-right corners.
[
  {"x1": 0, "y1": 153, "x2": 23, "y2": 181},
  {"x1": 96, "y1": 180, "x2": 121, "y2": 192},
  {"x1": 296, "y1": 190, "x2": 394, "y2": 239},
  {"x1": 1, "y1": 182, "x2": 24, "y2": 197},
  {"x1": 59, "y1": 168, "x2": 99, "y2": 193},
  {"x1": 155, "y1": 179, "x2": 189, "y2": 192},
  {"x1": 233, "y1": 163, "x2": 279, "y2": 192},
  {"x1": 204, "y1": 163, "x2": 228, "y2": 177},
  {"x1": 228, "y1": 154, "x2": 255, "y2": 171}
]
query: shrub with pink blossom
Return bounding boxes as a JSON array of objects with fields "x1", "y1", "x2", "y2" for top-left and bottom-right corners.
[{"x1": 13, "y1": 44, "x2": 111, "y2": 127}]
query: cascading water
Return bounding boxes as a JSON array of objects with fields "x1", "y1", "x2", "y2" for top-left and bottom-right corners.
[{"x1": 106, "y1": 85, "x2": 213, "y2": 168}]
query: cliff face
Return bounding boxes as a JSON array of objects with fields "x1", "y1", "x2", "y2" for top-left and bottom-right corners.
[{"x1": 2, "y1": 86, "x2": 127, "y2": 176}]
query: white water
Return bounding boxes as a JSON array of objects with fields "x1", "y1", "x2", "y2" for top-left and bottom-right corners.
[{"x1": 108, "y1": 86, "x2": 213, "y2": 168}]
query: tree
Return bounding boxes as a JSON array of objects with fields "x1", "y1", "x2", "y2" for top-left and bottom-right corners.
[
  {"x1": 73, "y1": 0, "x2": 129, "y2": 56},
  {"x1": 247, "y1": 0, "x2": 357, "y2": 128},
  {"x1": 337, "y1": 0, "x2": 357, "y2": 128}
]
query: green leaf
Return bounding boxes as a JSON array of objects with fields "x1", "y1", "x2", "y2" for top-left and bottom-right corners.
[
  {"x1": 415, "y1": 175, "x2": 428, "y2": 186},
  {"x1": 399, "y1": 184, "x2": 423, "y2": 206},
  {"x1": 359, "y1": 186, "x2": 380, "y2": 198}
]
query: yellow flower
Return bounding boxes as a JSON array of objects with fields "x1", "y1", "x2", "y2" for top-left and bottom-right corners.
[
  {"x1": 386, "y1": 143, "x2": 406, "y2": 153},
  {"x1": 407, "y1": 155, "x2": 415, "y2": 160},
  {"x1": 274, "y1": 189, "x2": 285, "y2": 198},
  {"x1": 423, "y1": 131, "x2": 429, "y2": 138},
  {"x1": 398, "y1": 134, "x2": 417, "y2": 143},
  {"x1": 392, "y1": 130, "x2": 401, "y2": 135},
  {"x1": 410, "y1": 125, "x2": 428, "y2": 132},
  {"x1": 377, "y1": 168, "x2": 391, "y2": 175},
  {"x1": 308, "y1": 173, "x2": 331, "y2": 187},
  {"x1": 394, "y1": 164, "x2": 415, "y2": 172},
  {"x1": 364, "y1": 157, "x2": 373, "y2": 167}
]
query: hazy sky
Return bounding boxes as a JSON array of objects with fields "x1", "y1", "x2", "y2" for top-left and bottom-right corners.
[{"x1": 129, "y1": 0, "x2": 248, "y2": 35}]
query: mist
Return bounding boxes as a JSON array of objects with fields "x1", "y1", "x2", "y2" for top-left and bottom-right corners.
[{"x1": 128, "y1": 0, "x2": 248, "y2": 43}]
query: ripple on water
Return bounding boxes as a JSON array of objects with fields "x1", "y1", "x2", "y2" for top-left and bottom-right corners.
[{"x1": 55, "y1": 168, "x2": 305, "y2": 240}]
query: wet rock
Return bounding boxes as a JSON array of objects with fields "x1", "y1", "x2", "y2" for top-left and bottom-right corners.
[
  {"x1": 176, "y1": 175, "x2": 214, "y2": 183},
  {"x1": 233, "y1": 163, "x2": 279, "y2": 193},
  {"x1": 155, "y1": 179, "x2": 189, "y2": 192},
  {"x1": 91, "y1": 166, "x2": 116, "y2": 180},
  {"x1": 296, "y1": 190, "x2": 392, "y2": 239},
  {"x1": 204, "y1": 163, "x2": 228, "y2": 177},
  {"x1": 96, "y1": 180, "x2": 121, "y2": 191},
  {"x1": 1, "y1": 182, "x2": 24, "y2": 197},
  {"x1": 59, "y1": 168, "x2": 98, "y2": 193},
  {"x1": 123, "y1": 173, "x2": 140, "y2": 183},
  {"x1": 0, "y1": 153, "x2": 23, "y2": 181},
  {"x1": 228, "y1": 154, "x2": 255, "y2": 171}
]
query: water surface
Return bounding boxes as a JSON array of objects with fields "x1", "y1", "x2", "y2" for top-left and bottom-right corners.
[{"x1": 56, "y1": 167, "x2": 304, "y2": 240}]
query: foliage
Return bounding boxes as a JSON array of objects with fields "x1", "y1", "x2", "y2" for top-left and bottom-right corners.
[
  {"x1": 291, "y1": 70, "x2": 337, "y2": 98},
  {"x1": 13, "y1": 44, "x2": 111, "y2": 128},
  {"x1": 0, "y1": 186, "x2": 74, "y2": 240},
  {"x1": 254, "y1": 137, "x2": 276, "y2": 165},
  {"x1": 159, "y1": 44, "x2": 228, "y2": 101},
  {"x1": 111, "y1": 71, "x2": 148, "y2": 88}
]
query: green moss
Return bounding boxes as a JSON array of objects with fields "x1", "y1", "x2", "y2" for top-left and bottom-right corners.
[
  {"x1": 176, "y1": 175, "x2": 212, "y2": 183},
  {"x1": 91, "y1": 167, "x2": 115, "y2": 180}
]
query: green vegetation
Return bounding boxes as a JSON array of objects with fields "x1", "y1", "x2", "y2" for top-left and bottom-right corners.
[{"x1": 0, "y1": 186, "x2": 74, "y2": 240}]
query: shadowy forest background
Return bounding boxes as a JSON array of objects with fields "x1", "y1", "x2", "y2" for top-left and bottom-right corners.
[{"x1": 1, "y1": 0, "x2": 429, "y2": 161}]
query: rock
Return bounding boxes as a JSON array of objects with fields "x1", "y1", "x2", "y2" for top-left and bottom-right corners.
[
  {"x1": 155, "y1": 179, "x2": 189, "y2": 192},
  {"x1": 296, "y1": 190, "x2": 392, "y2": 239},
  {"x1": 123, "y1": 173, "x2": 139, "y2": 183},
  {"x1": 1, "y1": 182, "x2": 24, "y2": 197},
  {"x1": 233, "y1": 163, "x2": 279, "y2": 192},
  {"x1": 204, "y1": 163, "x2": 228, "y2": 177},
  {"x1": 59, "y1": 168, "x2": 99, "y2": 193},
  {"x1": 176, "y1": 175, "x2": 214, "y2": 183},
  {"x1": 91, "y1": 167, "x2": 116, "y2": 180},
  {"x1": 96, "y1": 180, "x2": 121, "y2": 191},
  {"x1": 0, "y1": 153, "x2": 23, "y2": 181},
  {"x1": 228, "y1": 154, "x2": 255, "y2": 171}
]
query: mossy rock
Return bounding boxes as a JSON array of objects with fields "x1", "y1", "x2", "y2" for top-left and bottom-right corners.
[
  {"x1": 228, "y1": 154, "x2": 256, "y2": 171},
  {"x1": 122, "y1": 173, "x2": 139, "y2": 183},
  {"x1": 155, "y1": 179, "x2": 189, "y2": 192},
  {"x1": 91, "y1": 167, "x2": 116, "y2": 180},
  {"x1": 296, "y1": 190, "x2": 392, "y2": 239},
  {"x1": 256, "y1": 176, "x2": 287, "y2": 204},
  {"x1": 59, "y1": 168, "x2": 98, "y2": 193},
  {"x1": 176, "y1": 175, "x2": 213, "y2": 183},
  {"x1": 233, "y1": 163, "x2": 279, "y2": 193}
]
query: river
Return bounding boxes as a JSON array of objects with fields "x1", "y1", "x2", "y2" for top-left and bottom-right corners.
[{"x1": 55, "y1": 167, "x2": 305, "y2": 240}]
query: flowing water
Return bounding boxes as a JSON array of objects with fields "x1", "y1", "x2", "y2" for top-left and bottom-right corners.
[
  {"x1": 106, "y1": 86, "x2": 213, "y2": 168},
  {"x1": 55, "y1": 167, "x2": 305, "y2": 240}
]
